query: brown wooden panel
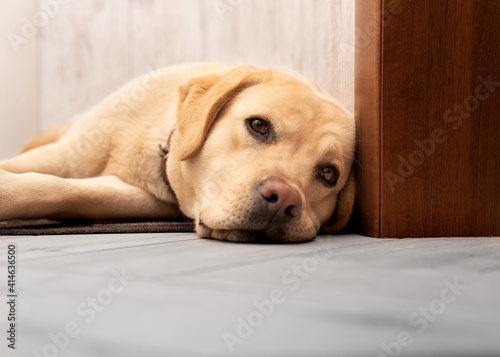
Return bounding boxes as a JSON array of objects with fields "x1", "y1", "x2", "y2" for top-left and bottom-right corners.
[
  {"x1": 379, "y1": 0, "x2": 500, "y2": 237},
  {"x1": 354, "y1": 0, "x2": 382, "y2": 237}
]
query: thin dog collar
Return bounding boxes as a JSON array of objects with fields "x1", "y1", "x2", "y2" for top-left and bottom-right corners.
[{"x1": 159, "y1": 128, "x2": 178, "y2": 203}]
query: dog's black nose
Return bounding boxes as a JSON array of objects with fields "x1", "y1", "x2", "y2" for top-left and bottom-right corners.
[{"x1": 259, "y1": 178, "x2": 302, "y2": 223}]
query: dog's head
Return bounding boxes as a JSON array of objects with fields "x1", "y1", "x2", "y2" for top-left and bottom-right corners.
[{"x1": 168, "y1": 65, "x2": 355, "y2": 242}]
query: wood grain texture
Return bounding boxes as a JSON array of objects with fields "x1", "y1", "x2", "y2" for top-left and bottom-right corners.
[
  {"x1": 202, "y1": 0, "x2": 355, "y2": 111},
  {"x1": 0, "y1": 0, "x2": 38, "y2": 159},
  {"x1": 130, "y1": 0, "x2": 205, "y2": 76},
  {"x1": 354, "y1": 0, "x2": 382, "y2": 237},
  {"x1": 39, "y1": 0, "x2": 131, "y2": 130},
  {"x1": 39, "y1": 0, "x2": 354, "y2": 131},
  {"x1": 2, "y1": 233, "x2": 500, "y2": 356},
  {"x1": 379, "y1": 0, "x2": 500, "y2": 237}
]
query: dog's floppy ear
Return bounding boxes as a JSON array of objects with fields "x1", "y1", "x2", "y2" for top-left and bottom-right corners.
[
  {"x1": 176, "y1": 65, "x2": 272, "y2": 161},
  {"x1": 323, "y1": 169, "x2": 355, "y2": 233}
]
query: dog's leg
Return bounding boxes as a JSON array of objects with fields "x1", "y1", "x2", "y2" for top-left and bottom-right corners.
[
  {"x1": 0, "y1": 169, "x2": 181, "y2": 221},
  {"x1": 0, "y1": 138, "x2": 107, "y2": 178},
  {"x1": 19, "y1": 124, "x2": 68, "y2": 154},
  {"x1": 1, "y1": 143, "x2": 68, "y2": 175}
]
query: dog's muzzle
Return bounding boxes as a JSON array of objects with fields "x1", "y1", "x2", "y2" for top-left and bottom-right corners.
[{"x1": 257, "y1": 178, "x2": 302, "y2": 224}]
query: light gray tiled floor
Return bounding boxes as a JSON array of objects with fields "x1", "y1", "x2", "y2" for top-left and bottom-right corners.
[{"x1": 1, "y1": 234, "x2": 499, "y2": 356}]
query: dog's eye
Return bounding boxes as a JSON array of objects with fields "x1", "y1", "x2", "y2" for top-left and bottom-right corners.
[
  {"x1": 320, "y1": 166, "x2": 338, "y2": 184},
  {"x1": 248, "y1": 117, "x2": 269, "y2": 135}
]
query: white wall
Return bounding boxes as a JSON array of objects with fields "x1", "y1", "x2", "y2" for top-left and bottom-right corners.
[
  {"x1": 1, "y1": 0, "x2": 354, "y2": 155},
  {"x1": 0, "y1": 0, "x2": 38, "y2": 159},
  {"x1": 39, "y1": 0, "x2": 354, "y2": 131}
]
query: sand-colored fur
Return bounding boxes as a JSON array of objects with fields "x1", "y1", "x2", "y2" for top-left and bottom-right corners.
[{"x1": 0, "y1": 63, "x2": 355, "y2": 242}]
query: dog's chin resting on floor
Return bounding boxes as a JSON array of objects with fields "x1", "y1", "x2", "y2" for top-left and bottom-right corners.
[{"x1": 0, "y1": 63, "x2": 356, "y2": 243}]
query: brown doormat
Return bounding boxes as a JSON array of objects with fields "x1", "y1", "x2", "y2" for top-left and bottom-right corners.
[{"x1": 0, "y1": 219, "x2": 195, "y2": 236}]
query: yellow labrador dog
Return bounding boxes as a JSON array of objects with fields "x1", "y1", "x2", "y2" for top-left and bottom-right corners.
[{"x1": 0, "y1": 63, "x2": 355, "y2": 242}]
